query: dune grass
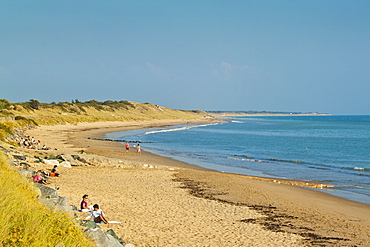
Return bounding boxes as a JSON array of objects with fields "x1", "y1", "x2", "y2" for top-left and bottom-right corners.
[
  {"x1": 0, "y1": 152, "x2": 93, "y2": 247},
  {"x1": 0, "y1": 100, "x2": 207, "y2": 135}
]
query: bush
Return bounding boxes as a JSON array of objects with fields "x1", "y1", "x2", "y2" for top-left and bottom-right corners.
[
  {"x1": 14, "y1": 116, "x2": 38, "y2": 126},
  {"x1": 0, "y1": 123, "x2": 13, "y2": 135},
  {"x1": 0, "y1": 99, "x2": 11, "y2": 110}
]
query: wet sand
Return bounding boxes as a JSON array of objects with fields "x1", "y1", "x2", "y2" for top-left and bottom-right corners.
[{"x1": 26, "y1": 120, "x2": 370, "y2": 246}]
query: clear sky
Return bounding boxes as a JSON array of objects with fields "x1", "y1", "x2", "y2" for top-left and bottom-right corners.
[{"x1": 1, "y1": 1, "x2": 369, "y2": 115}]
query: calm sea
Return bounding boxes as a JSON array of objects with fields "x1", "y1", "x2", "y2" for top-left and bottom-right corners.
[{"x1": 106, "y1": 115, "x2": 370, "y2": 204}]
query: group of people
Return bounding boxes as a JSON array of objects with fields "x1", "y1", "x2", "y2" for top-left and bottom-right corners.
[
  {"x1": 80, "y1": 194, "x2": 109, "y2": 224},
  {"x1": 17, "y1": 135, "x2": 51, "y2": 150},
  {"x1": 125, "y1": 142, "x2": 142, "y2": 155},
  {"x1": 32, "y1": 167, "x2": 111, "y2": 225},
  {"x1": 32, "y1": 165, "x2": 60, "y2": 184}
]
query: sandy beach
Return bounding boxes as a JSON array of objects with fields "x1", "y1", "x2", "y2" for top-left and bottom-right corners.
[{"x1": 24, "y1": 120, "x2": 370, "y2": 247}]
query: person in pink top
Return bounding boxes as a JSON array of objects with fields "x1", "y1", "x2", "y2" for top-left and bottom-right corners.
[
  {"x1": 33, "y1": 173, "x2": 42, "y2": 182},
  {"x1": 80, "y1": 194, "x2": 93, "y2": 212},
  {"x1": 33, "y1": 172, "x2": 49, "y2": 185}
]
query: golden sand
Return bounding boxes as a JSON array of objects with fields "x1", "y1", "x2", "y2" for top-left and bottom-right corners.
[{"x1": 25, "y1": 120, "x2": 370, "y2": 247}]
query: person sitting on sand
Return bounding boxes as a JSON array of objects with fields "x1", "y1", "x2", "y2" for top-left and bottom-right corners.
[
  {"x1": 33, "y1": 172, "x2": 49, "y2": 185},
  {"x1": 80, "y1": 194, "x2": 93, "y2": 212},
  {"x1": 49, "y1": 165, "x2": 60, "y2": 177},
  {"x1": 85, "y1": 204, "x2": 109, "y2": 224}
]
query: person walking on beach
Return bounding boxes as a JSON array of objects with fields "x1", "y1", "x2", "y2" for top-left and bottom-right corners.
[
  {"x1": 136, "y1": 144, "x2": 141, "y2": 155},
  {"x1": 125, "y1": 142, "x2": 130, "y2": 153},
  {"x1": 85, "y1": 204, "x2": 109, "y2": 224}
]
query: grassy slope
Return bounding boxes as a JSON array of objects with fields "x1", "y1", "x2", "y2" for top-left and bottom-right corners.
[
  {"x1": 0, "y1": 152, "x2": 93, "y2": 246},
  {"x1": 2, "y1": 101, "x2": 205, "y2": 123},
  {"x1": 0, "y1": 100, "x2": 207, "y2": 140}
]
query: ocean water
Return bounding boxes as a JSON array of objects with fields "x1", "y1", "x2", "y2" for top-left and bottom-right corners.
[{"x1": 106, "y1": 115, "x2": 370, "y2": 204}]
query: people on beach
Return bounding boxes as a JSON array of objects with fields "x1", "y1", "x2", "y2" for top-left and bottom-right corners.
[
  {"x1": 16, "y1": 135, "x2": 51, "y2": 150},
  {"x1": 80, "y1": 194, "x2": 93, "y2": 212},
  {"x1": 125, "y1": 142, "x2": 130, "y2": 152},
  {"x1": 85, "y1": 204, "x2": 109, "y2": 224},
  {"x1": 136, "y1": 144, "x2": 141, "y2": 155},
  {"x1": 33, "y1": 172, "x2": 49, "y2": 185}
]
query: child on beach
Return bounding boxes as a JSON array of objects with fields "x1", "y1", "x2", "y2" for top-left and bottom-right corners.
[
  {"x1": 85, "y1": 204, "x2": 109, "y2": 224},
  {"x1": 125, "y1": 142, "x2": 130, "y2": 152},
  {"x1": 136, "y1": 144, "x2": 141, "y2": 155}
]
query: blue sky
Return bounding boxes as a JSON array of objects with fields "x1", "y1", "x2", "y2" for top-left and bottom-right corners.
[{"x1": 1, "y1": 1, "x2": 369, "y2": 114}]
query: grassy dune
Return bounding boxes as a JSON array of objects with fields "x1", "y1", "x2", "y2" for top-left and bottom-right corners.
[
  {"x1": 0, "y1": 152, "x2": 93, "y2": 246},
  {"x1": 0, "y1": 99, "x2": 207, "y2": 140}
]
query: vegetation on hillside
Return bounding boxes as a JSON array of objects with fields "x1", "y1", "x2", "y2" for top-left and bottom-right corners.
[
  {"x1": 0, "y1": 99, "x2": 206, "y2": 141},
  {"x1": 0, "y1": 152, "x2": 93, "y2": 246}
]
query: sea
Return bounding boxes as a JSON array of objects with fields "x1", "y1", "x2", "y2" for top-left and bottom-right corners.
[{"x1": 105, "y1": 115, "x2": 370, "y2": 205}]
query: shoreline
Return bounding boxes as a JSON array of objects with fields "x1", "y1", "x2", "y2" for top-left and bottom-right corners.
[
  {"x1": 70, "y1": 121, "x2": 334, "y2": 189},
  {"x1": 24, "y1": 119, "x2": 370, "y2": 246},
  {"x1": 210, "y1": 113, "x2": 331, "y2": 117}
]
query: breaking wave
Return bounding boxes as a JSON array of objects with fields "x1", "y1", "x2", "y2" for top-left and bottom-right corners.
[{"x1": 144, "y1": 123, "x2": 218, "y2": 135}]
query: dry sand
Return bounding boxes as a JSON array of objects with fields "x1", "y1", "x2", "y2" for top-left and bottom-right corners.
[{"x1": 25, "y1": 120, "x2": 370, "y2": 247}]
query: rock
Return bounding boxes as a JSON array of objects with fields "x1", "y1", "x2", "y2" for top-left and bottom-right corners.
[
  {"x1": 13, "y1": 155, "x2": 26, "y2": 160},
  {"x1": 60, "y1": 161, "x2": 72, "y2": 168},
  {"x1": 37, "y1": 184, "x2": 59, "y2": 199},
  {"x1": 58, "y1": 154, "x2": 87, "y2": 166},
  {"x1": 18, "y1": 168, "x2": 33, "y2": 179},
  {"x1": 84, "y1": 226, "x2": 124, "y2": 247},
  {"x1": 33, "y1": 156, "x2": 44, "y2": 163},
  {"x1": 52, "y1": 196, "x2": 70, "y2": 213},
  {"x1": 0, "y1": 146, "x2": 10, "y2": 153},
  {"x1": 82, "y1": 220, "x2": 101, "y2": 229},
  {"x1": 106, "y1": 229, "x2": 125, "y2": 245},
  {"x1": 56, "y1": 155, "x2": 66, "y2": 161},
  {"x1": 45, "y1": 155, "x2": 57, "y2": 159},
  {"x1": 44, "y1": 159, "x2": 60, "y2": 166},
  {"x1": 39, "y1": 194, "x2": 73, "y2": 217},
  {"x1": 71, "y1": 155, "x2": 80, "y2": 160},
  {"x1": 35, "y1": 184, "x2": 73, "y2": 216}
]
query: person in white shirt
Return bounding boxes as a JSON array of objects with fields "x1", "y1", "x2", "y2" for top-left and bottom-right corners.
[{"x1": 85, "y1": 204, "x2": 109, "y2": 224}]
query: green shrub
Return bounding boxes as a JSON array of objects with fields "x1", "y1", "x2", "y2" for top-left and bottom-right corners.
[
  {"x1": 14, "y1": 116, "x2": 38, "y2": 126},
  {"x1": 0, "y1": 99, "x2": 11, "y2": 110},
  {"x1": 0, "y1": 123, "x2": 13, "y2": 135}
]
